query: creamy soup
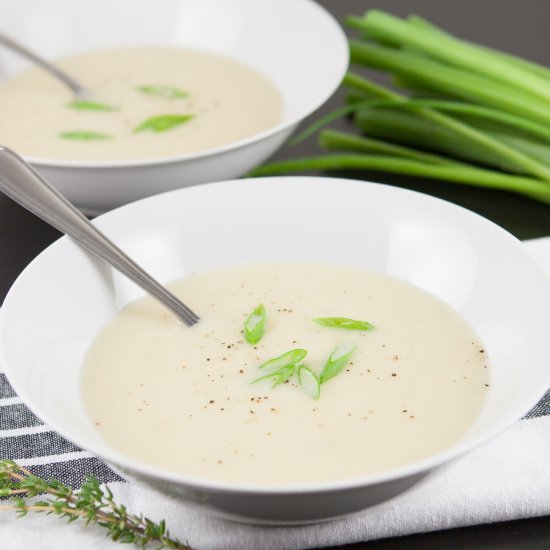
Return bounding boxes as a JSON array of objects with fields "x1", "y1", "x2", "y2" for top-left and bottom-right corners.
[
  {"x1": 81, "y1": 263, "x2": 489, "y2": 485},
  {"x1": 0, "y1": 47, "x2": 282, "y2": 161}
]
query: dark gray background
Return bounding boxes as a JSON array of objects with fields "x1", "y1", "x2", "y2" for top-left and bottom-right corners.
[{"x1": 1, "y1": 0, "x2": 549, "y2": 547}]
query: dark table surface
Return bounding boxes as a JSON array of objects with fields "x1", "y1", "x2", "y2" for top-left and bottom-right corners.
[{"x1": 1, "y1": 0, "x2": 549, "y2": 548}]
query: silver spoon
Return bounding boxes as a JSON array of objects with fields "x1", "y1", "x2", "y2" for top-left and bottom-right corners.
[
  {"x1": 0, "y1": 147, "x2": 199, "y2": 327},
  {"x1": 0, "y1": 31, "x2": 88, "y2": 97}
]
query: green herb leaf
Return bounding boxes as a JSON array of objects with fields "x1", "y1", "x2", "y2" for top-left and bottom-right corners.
[
  {"x1": 59, "y1": 131, "x2": 113, "y2": 141},
  {"x1": 136, "y1": 85, "x2": 189, "y2": 99},
  {"x1": 320, "y1": 342, "x2": 356, "y2": 384},
  {"x1": 297, "y1": 365, "x2": 321, "y2": 400},
  {"x1": 252, "y1": 364, "x2": 296, "y2": 387},
  {"x1": 258, "y1": 349, "x2": 307, "y2": 372},
  {"x1": 133, "y1": 114, "x2": 194, "y2": 134},
  {"x1": 244, "y1": 304, "x2": 266, "y2": 344},
  {"x1": 313, "y1": 317, "x2": 374, "y2": 331},
  {"x1": 67, "y1": 100, "x2": 117, "y2": 111}
]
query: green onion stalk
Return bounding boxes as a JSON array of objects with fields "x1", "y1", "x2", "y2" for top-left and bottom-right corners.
[{"x1": 251, "y1": 9, "x2": 550, "y2": 206}]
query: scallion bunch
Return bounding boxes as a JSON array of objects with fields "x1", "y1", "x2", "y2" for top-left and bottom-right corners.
[{"x1": 253, "y1": 10, "x2": 550, "y2": 205}]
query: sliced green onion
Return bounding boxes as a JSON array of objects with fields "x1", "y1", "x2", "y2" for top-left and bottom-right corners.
[
  {"x1": 258, "y1": 349, "x2": 308, "y2": 372},
  {"x1": 244, "y1": 304, "x2": 266, "y2": 344},
  {"x1": 59, "y1": 131, "x2": 112, "y2": 141},
  {"x1": 252, "y1": 365, "x2": 296, "y2": 388},
  {"x1": 320, "y1": 342, "x2": 356, "y2": 384},
  {"x1": 313, "y1": 317, "x2": 373, "y2": 331},
  {"x1": 297, "y1": 365, "x2": 320, "y2": 400},
  {"x1": 67, "y1": 100, "x2": 117, "y2": 111},
  {"x1": 133, "y1": 114, "x2": 194, "y2": 134},
  {"x1": 136, "y1": 85, "x2": 189, "y2": 99}
]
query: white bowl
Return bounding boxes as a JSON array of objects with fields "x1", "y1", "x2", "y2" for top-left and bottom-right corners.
[
  {"x1": 0, "y1": 0, "x2": 348, "y2": 214},
  {"x1": 2, "y1": 177, "x2": 550, "y2": 524}
]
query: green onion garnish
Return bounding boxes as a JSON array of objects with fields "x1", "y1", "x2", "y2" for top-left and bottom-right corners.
[
  {"x1": 252, "y1": 365, "x2": 296, "y2": 388},
  {"x1": 136, "y1": 85, "x2": 189, "y2": 99},
  {"x1": 258, "y1": 349, "x2": 307, "y2": 372},
  {"x1": 244, "y1": 304, "x2": 266, "y2": 344},
  {"x1": 320, "y1": 342, "x2": 356, "y2": 384},
  {"x1": 313, "y1": 317, "x2": 373, "y2": 331},
  {"x1": 67, "y1": 100, "x2": 117, "y2": 111},
  {"x1": 59, "y1": 131, "x2": 112, "y2": 141},
  {"x1": 297, "y1": 365, "x2": 321, "y2": 400},
  {"x1": 133, "y1": 114, "x2": 194, "y2": 134}
]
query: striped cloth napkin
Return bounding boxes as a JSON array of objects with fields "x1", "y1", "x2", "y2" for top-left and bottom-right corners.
[{"x1": 1, "y1": 238, "x2": 550, "y2": 549}]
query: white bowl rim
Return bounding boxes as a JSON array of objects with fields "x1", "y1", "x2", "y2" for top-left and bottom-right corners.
[
  {"x1": 2, "y1": 176, "x2": 550, "y2": 496},
  {"x1": 17, "y1": 0, "x2": 349, "y2": 170}
]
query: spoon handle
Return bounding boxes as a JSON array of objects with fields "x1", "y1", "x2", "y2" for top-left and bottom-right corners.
[
  {"x1": 0, "y1": 147, "x2": 199, "y2": 327},
  {"x1": 0, "y1": 32, "x2": 87, "y2": 97}
]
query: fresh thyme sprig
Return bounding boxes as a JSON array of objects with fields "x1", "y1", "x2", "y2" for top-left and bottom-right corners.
[{"x1": 0, "y1": 460, "x2": 191, "y2": 549}]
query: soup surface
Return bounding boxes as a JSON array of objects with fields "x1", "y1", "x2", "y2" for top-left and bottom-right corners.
[
  {"x1": 0, "y1": 47, "x2": 281, "y2": 161},
  {"x1": 81, "y1": 263, "x2": 489, "y2": 485}
]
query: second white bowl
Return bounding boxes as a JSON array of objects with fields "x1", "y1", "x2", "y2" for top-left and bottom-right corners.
[{"x1": 0, "y1": 0, "x2": 348, "y2": 213}]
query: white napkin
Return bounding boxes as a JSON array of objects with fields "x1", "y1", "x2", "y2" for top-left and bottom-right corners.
[{"x1": 2, "y1": 238, "x2": 550, "y2": 549}]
